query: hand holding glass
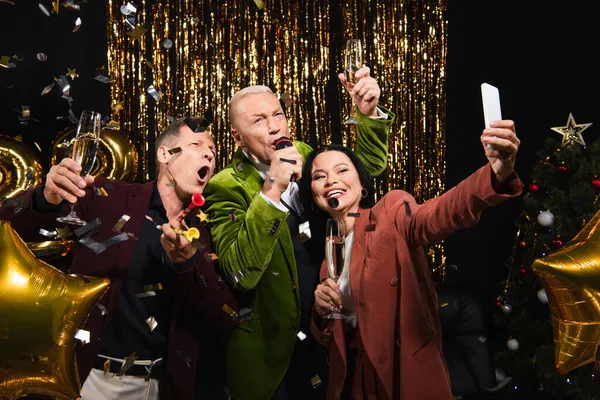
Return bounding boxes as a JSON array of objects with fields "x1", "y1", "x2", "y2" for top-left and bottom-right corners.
[
  {"x1": 324, "y1": 218, "x2": 348, "y2": 319},
  {"x1": 56, "y1": 110, "x2": 101, "y2": 225}
]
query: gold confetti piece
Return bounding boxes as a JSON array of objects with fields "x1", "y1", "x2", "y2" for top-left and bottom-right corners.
[
  {"x1": 73, "y1": 17, "x2": 82, "y2": 32},
  {"x1": 167, "y1": 147, "x2": 182, "y2": 155},
  {"x1": 0, "y1": 0, "x2": 15, "y2": 4},
  {"x1": 143, "y1": 283, "x2": 163, "y2": 293},
  {"x1": 205, "y1": 252, "x2": 218, "y2": 262},
  {"x1": 111, "y1": 101, "x2": 124, "y2": 114},
  {"x1": 0, "y1": 56, "x2": 13, "y2": 69},
  {"x1": 221, "y1": 303, "x2": 238, "y2": 319},
  {"x1": 95, "y1": 65, "x2": 107, "y2": 75},
  {"x1": 62, "y1": 0, "x2": 80, "y2": 10},
  {"x1": 116, "y1": 353, "x2": 138, "y2": 376},
  {"x1": 38, "y1": 3, "x2": 50, "y2": 17},
  {"x1": 191, "y1": 17, "x2": 199, "y2": 25},
  {"x1": 253, "y1": 0, "x2": 265, "y2": 10},
  {"x1": 36, "y1": 53, "x2": 47, "y2": 61},
  {"x1": 94, "y1": 187, "x2": 108, "y2": 196},
  {"x1": 41, "y1": 83, "x2": 54, "y2": 96},
  {"x1": 440, "y1": 302, "x2": 449, "y2": 307},
  {"x1": 103, "y1": 359, "x2": 111, "y2": 375},
  {"x1": 145, "y1": 316, "x2": 158, "y2": 331},
  {"x1": 197, "y1": 210, "x2": 209, "y2": 223},
  {"x1": 104, "y1": 120, "x2": 119, "y2": 130},
  {"x1": 310, "y1": 375, "x2": 322, "y2": 388},
  {"x1": 126, "y1": 25, "x2": 148, "y2": 41},
  {"x1": 55, "y1": 226, "x2": 70, "y2": 240},
  {"x1": 113, "y1": 214, "x2": 130, "y2": 233},
  {"x1": 66, "y1": 68, "x2": 78, "y2": 80},
  {"x1": 144, "y1": 59, "x2": 154, "y2": 70},
  {"x1": 33, "y1": 142, "x2": 42, "y2": 152},
  {"x1": 51, "y1": 0, "x2": 59, "y2": 13},
  {"x1": 19, "y1": 106, "x2": 30, "y2": 121},
  {"x1": 147, "y1": 85, "x2": 161, "y2": 101}
]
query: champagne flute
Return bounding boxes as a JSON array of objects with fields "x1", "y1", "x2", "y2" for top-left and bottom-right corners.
[
  {"x1": 324, "y1": 218, "x2": 348, "y2": 319},
  {"x1": 342, "y1": 39, "x2": 363, "y2": 125},
  {"x1": 56, "y1": 110, "x2": 101, "y2": 225}
]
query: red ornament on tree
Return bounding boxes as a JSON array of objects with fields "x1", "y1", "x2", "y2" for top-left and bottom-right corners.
[
  {"x1": 592, "y1": 177, "x2": 600, "y2": 189},
  {"x1": 557, "y1": 164, "x2": 568, "y2": 173},
  {"x1": 528, "y1": 183, "x2": 540, "y2": 193},
  {"x1": 552, "y1": 237, "x2": 564, "y2": 248},
  {"x1": 520, "y1": 268, "x2": 527, "y2": 275},
  {"x1": 495, "y1": 300, "x2": 503, "y2": 307}
]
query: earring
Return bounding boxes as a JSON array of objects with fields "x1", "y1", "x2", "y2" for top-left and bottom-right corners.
[{"x1": 361, "y1": 189, "x2": 368, "y2": 199}]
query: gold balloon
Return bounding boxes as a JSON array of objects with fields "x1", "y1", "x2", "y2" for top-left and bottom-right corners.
[
  {"x1": 0, "y1": 134, "x2": 44, "y2": 201},
  {"x1": 533, "y1": 209, "x2": 600, "y2": 374},
  {"x1": 50, "y1": 127, "x2": 139, "y2": 182},
  {"x1": 0, "y1": 221, "x2": 110, "y2": 400}
]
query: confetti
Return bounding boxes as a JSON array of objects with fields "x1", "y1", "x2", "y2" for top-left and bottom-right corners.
[
  {"x1": 0, "y1": 0, "x2": 16, "y2": 5},
  {"x1": 197, "y1": 210, "x2": 209, "y2": 223},
  {"x1": 221, "y1": 303, "x2": 238, "y2": 319},
  {"x1": 310, "y1": 375, "x2": 322, "y2": 388},
  {"x1": 33, "y1": 142, "x2": 42, "y2": 152},
  {"x1": 124, "y1": 18, "x2": 135, "y2": 31},
  {"x1": 111, "y1": 102, "x2": 124, "y2": 114},
  {"x1": 55, "y1": 75, "x2": 70, "y2": 95},
  {"x1": 41, "y1": 83, "x2": 54, "y2": 96},
  {"x1": 95, "y1": 186, "x2": 108, "y2": 196},
  {"x1": 120, "y1": 2, "x2": 137, "y2": 15},
  {"x1": 67, "y1": 109, "x2": 78, "y2": 124},
  {"x1": 236, "y1": 162, "x2": 244, "y2": 172},
  {"x1": 347, "y1": 212, "x2": 360, "y2": 218},
  {"x1": 0, "y1": 56, "x2": 15, "y2": 69},
  {"x1": 51, "y1": 0, "x2": 59, "y2": 13},
  {"x1": 253, "y1": 0, "x2": 265, "y2": 10},
  {"x1": 38, "y1": 3, "x2": 50, "y2": 17},
  {"x1": 103, "y1": 359, "x2": 111, "y2": 375},
  {"x1": 74, "y1": 218, "x2": 101, "y2": 238},
  {"x1": 39, "y1": 229, "x2": 57, "y2": 238},
  {"x1": 162, "y1": 39, "x2": 173, "y2": 49},
  {"x1": 205, "y1": 253, "x2": 218, "y2": 262},
  {"x1": 116, "y1": 353, "x2": 138, "y2": 376},
  {"x1": 74, "y1": 329, "x2": 90, "y2": 344},
  {"x1": 167, "y1": 147, "x2": 182, "y2": 155},
  {"x1": 104, "y1": 183, "x2": 114, "y2": 190},
  {"x1": 94, "y1": 75, "x2": 113, "y2": 84},
  {"x1": 126, "y1": 25, "x2": 148, "y2": 41},
  {"x1": 238, "y1": 307, "x2": 252, "y2": 322},
  {"x1": 191, "y1": 17, "x2": 199, "y2": 25},
  {"x1": 79, "y1": 237, "x2": 107, "y2": 254},
  {"x1": 228, "y1": 208, "x2": 237, "y2": 221},
  {"x1": 297, "y1": 331, "x2": 307, "y2": 341},
  {"x1": 280, "y1": 157, "x2": 297, "y2": 165},
  {"x1": 104, "y1": 120, "x2": 119, "y2": 130},
  {"x1": 143, "y1": 283, "x2": 163, "y2": 292},
  {"x1": 103, "y1": 232, "x2": 129, "y2": 247},
  {"x1": 112, "y1": 214, "x2": 131, "y2": 233},
  {"x1": 73, "y1": 17, "x2": 82, "y2": 32},
  {"x1": 267, "y1": 177, "x2": 275, "y2": 184},
  {"x1": 66, "y1": 68, "x2": 78, "y2": 80},
  {"x1": 135, "y1": 291, "x2": 156, "y2": 299},
  {"x1": 55, "y1": 226, "x2": 70, "y2": 240},
  {"x1": 145, "y1": 316, "x2": 158, "y2": 331},
  {"x1": 96, "y1": 303, "x2": 108, "y2": 315},
  {"x1": 36, "y1": 53, "x2": 48, "y2": 61},
  {"x1": 145, "y1": 59, "x2": 154, "y2": 70},
  {"x1": 62, "y1": 0, "x2": 80, "y2": 10},
  {"x1": 18, "y1": 106, "x2": 30, "y2": 122},
  {"x1": 147, "y1": 84, "x2": 161, "y2": 101}
]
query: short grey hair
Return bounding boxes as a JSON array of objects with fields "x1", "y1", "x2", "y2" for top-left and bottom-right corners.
[{"x1": 229, "y1": 85, "x2": 274, "y2": 125}]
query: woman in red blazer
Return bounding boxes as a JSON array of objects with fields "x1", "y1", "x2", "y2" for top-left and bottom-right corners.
[{"x1": 299, "y1": 120, "x2": 522, "y2": 399}]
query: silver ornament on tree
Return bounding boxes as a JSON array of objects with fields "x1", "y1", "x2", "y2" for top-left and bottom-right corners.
[
  {"x1": 506, "y1": 338, "x2": 519, "y2": 351},
  {"x1": 537, "y1": 210, "x2": 555, "y2": 227},
  {"x1": 502, "y1": 304, "x2": 512, "y2": 314}
]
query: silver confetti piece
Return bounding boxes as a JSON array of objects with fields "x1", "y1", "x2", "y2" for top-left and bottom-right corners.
[
  {"x1": 73, "y1": 17, "x2": 82, "y2": 32},
  {"x1": 297, "y1": 331, "x2": 307, "y2": 341},
  {"x1": 135, "y1": 291, "x2": 156, "y2": 299},
  {"x1": 145, "y1": 316, "x2": 158, "y2": 331},
  {"x1": 18, "y1": 105, "x2": 30, "y2": 121},
  {"x1": 74, "y1": 329, "x2": 90, "y2": 344},
  {"x1": 68, "y1": 109, "x2": 78, "y2": 124},
  {"x1": 55, "y1": 75, "x2": 70, "y2": 96},
  {"x1": 96, "y1": 303, "x2": 108, "y2": 315},
  {"x1": 103, "y1": 232, "x2": 129, "y2": 248},
  {"x1": 120, "y1": 2, "x2": 137, "y2": 15},
  {"x1": 79, "y1": 237, "x2": 107, "y2": 254},
  {"x1": 36, "y1": 53, "x2": 47, "y2": 61},
  {"x1": 74, "y1": 217, "x2": 101, "y2": 238},
  {"x1": 124, "y1": 19, "x2": 135, "y2": 31},
  {"x1": 38, "y1": 3, "x2": 50, "y2": 16},
  {"x1": 147, "y1": 85, "x2": 161, "y2": 102},
  {"x1": 94, "y1": 75, "x2": 114, "y2": 84},
  {"x1": 162, "y1": 39, "x2": 173, "y2": 49},
  {"x1": 116, "y1": 354, "x2": 138, "y2": 376},
  {"x1": 113, "y1": 214, "x2": 131, "y2": 233},
  {"x1": 39, "y1": 228, "x2": 57, "y2": 238}
]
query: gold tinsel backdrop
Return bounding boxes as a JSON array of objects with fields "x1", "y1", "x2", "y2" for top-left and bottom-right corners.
[{"x1": 106, "y1": 0, "x2": 447, "y2": 268}]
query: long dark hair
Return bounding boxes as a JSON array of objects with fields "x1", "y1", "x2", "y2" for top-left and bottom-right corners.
[{"x1": 299, "y1": 144, "x2": 375, "y2": 265}]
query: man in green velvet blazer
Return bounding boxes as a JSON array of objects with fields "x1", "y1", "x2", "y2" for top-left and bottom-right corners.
[{"x1": 204, "y1": 67, "x2": 395, "y2": 400}]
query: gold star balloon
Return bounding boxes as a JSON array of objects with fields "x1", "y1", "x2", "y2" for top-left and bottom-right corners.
[
  {"x1": 0, "y1": 221, "x2": 110, "y2": 399},
  {"x1": 533, "y1": 209, "x2": 600, "y2": 374},
  {"x1": 550, "y1": 113, "x2": 592, "y2": 147}
]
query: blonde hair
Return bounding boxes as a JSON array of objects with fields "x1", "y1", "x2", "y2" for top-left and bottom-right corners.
[{"x1": 229, "y1": 85, "x2": 274, "y2": 125}]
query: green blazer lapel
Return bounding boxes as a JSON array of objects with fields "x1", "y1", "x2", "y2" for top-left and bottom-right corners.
[{"x1": 230, "y1": 148, "x2": 265, "y2": 198}]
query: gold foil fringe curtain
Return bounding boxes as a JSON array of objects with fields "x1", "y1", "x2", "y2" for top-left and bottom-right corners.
[{"x1": 106, "y1": 0, "x2": 447, "y2": 265}]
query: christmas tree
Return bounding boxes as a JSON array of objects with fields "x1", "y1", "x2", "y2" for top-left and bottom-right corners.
[{"x1": 492, "y1": 114, "x2": 600, "y2": 399}]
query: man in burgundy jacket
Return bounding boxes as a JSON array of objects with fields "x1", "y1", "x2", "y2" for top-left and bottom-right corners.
[{"x1": 0, "y1": 117, "x2": 238, "y2": 399}]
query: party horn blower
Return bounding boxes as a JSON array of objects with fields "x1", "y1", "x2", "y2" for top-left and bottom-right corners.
[
  {"x1": 176, "y1": 193, "x2": 205, "y2": 222},
  {"x1": 174, "y1": 227, "x2": 200, "y2": 242}
]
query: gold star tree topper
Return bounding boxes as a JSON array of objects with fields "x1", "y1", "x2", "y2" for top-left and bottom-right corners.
[
  {"x1": 550, "y1": 113, "x2": 592, "y2": 147},
  {"x1": 0, "y1": 221, "x2": 110, "y2": 399},
  {"x1": 533, "y1": 209, "x2": 600, "y2": 374}
]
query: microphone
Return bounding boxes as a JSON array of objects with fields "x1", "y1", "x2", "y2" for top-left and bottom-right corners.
[
  {"x1": 327, "y1": 198, "x2": 339, "y2": 209},
  {"x1": 273, "y1": 137, "x2": 297, "y2": 183}
]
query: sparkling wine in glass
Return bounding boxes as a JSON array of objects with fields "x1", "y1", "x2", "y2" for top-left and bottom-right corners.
[
  {"x1": 56, "y1": 110, "x2": 101, "y2": 225},
  {"x1": 343, "y1": 39, "x2": 363, "y2": 125},
  {"x1": 324, "y1": 218, "x2": 348, "y2": 319}
]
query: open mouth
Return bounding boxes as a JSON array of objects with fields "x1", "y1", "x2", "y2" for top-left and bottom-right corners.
[
  {"x1": 326, "y1": 189, "x2": 345, "y2": 199},
  {"x1": 198, "y1": 166, "x2": 210, "y2": 181}
]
